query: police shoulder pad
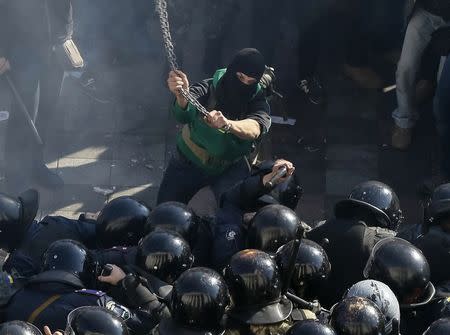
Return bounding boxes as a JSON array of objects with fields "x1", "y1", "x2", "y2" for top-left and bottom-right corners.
[{"x1": 75, "y1": 289, "x2": 106, "y2": 297}]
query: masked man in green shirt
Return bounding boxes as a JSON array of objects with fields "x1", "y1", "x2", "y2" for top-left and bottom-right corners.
[{"x1": 157, "y1": 48, "x2": 271, "y2": 205}]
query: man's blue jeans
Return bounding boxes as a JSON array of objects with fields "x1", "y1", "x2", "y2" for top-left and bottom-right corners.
[{"x1": 434, "y1": 56, "x2": 450, "y2": 179}]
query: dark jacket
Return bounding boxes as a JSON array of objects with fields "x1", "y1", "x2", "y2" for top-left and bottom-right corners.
[
  {"x1": 0, "y1": 0, "x2": 73, "y2": 59},
  {"x1": 306, "y1": 218, "x2": 396, "y2": 308},
  {"x1": 3, "y1": 215, "x2": 97, "y2": 278},
  {"x1": 4, "y1": 270, "x2": 157, "y2": 334}
]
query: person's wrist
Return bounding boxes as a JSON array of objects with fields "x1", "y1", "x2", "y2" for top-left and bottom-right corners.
[{"x1": 222, "y1": 121, "x2": 233, "y2": 133}]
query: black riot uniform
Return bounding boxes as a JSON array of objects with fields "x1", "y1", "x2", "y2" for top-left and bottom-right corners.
[
  {"x1": 306, "y1": 180, "x2": 401, "y2": 308},
  {"x1": 3, "y1": 196, "x2": 150, "y2": 278},
  {"x1": 4, "y1": 240, "x2": 165, "y2": 334},
  {"x1": 414, "y1": 183, "x2": 450, "y2": 286}
]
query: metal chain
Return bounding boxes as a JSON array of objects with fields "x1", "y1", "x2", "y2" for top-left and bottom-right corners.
[{"x1": 155, "y1": 0, "x2": 209, "y2": 117}]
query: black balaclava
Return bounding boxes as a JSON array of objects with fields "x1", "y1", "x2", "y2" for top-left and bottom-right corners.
[{"x1": 216, "y1": 48, "x2": 265, "y2": 120}]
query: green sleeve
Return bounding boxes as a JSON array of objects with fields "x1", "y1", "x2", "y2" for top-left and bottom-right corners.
[{"x1": 172, "y1": 101, "x2": 198, "y2": 124}]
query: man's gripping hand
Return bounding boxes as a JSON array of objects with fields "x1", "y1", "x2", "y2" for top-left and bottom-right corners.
[{"x1": 167, "y1": 70, "x2": 189, "y2": 108}]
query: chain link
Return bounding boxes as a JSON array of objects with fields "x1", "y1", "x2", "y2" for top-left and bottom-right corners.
[{"x1": 155, "y1": 0, "x2": 209, "y2": 117}]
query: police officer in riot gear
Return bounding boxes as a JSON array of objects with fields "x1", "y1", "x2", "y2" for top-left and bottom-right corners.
[
  {"x1": 414, "y1": 183, "x2": 450, "y2": 285},
  {"x1": 145, "y1": 201, "x2": 211, "y2": 267},
  {"x1": 276, "y1": 239, "x2": 331, "y2": 303},
  {"x1": 211, "y1": 159, "x2": 297, "y2": 270},
  {"x1": 364, "y1": 237, "x2": 435, "y2": 335},
  {"x1": 286, "y1": 320, "x2": 336, "y2": 335},
  {"x1": 135, "y1": 229, "x2": 194, "y2": 284},
  {"x1": 224, "y1": 249, "x2": 294, "y2": 335},
  {"x1": 4, "y1": 239, "x2": 165, "y2": 334},
  {"x1": 3, "y1": 196, "x2": 150, "y2": 277},
  {"x1": 0, "y1": 321, "x2": 42, "y2": 335},
  {"x1": 343, "y1": 280, "x2": 400, "y2": 335},
  {"x1": 307, "y1": 180, "x2": 402, "y2": 308},
  {"x1": 94, "y1": 229, "x2": 194, "y2": 291},
  {"x1": 330, "y1": 297, "x2": 386, "y2": 335},
  {"x1": 247, "y1": 205, "x2": 301, "y2": 253},
  {"x1": 64, "y1": 306, "x2": 129, "y2": 335},
  {"x1": 152, "y1": 267, "x2": 230, "y2": 335}
]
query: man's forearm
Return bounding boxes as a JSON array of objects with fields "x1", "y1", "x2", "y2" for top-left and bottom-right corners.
[{"x1": 229, "y1": 119, "x2": 261, "y2": 140}]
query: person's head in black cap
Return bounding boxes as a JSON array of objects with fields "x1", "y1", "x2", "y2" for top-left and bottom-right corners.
[
  {"x1": 224, "y1": 249, "x2": 293, "y2": 335},
  {"x1": 216, "y1": 48, "x2": 266, "y2": 119},
  {"x1": 0, "y1": 189, "x2": 39, "y2": 252}
]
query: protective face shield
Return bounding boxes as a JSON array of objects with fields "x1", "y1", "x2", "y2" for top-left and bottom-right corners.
[
  {"x1": 363, "y1": 237, "x2": 434, "y2": 307},
  {"x1": 224, "y1": 249, "x2": 292, "y2": 325},
  {"x1": 65, "y1": 306, "x2": 129, "y2": 335},
  {"x1": 163, "y1": 267, "x2": 230, "y2": 335},
  {"x1": 248, "y1": 204, "x2": 301, "y2": 253},
  {"x1": 0, "y1": 321, "x2": 42, "y2": 335},
  {"x1": 96, "y1": 196, "x2": 150, "y2": 248},
  {"x1": 276, "y1": 239, "x2": 331, "y2": 301},
  {"x1": 344, "y1": 280, "x2": 400, "y2": 334},
  {"x1": 0, "y1": 189, "x2": 39, "y2": 251},
  {"x1": 334, "y1": 181, "x2": 403, "y2": 231},
  {"x1": 136, "y1": 229, "x2": 194, "y2": 284},
  {"x1": 145, "y1": 202, "x2": 196, "y2": 241}
]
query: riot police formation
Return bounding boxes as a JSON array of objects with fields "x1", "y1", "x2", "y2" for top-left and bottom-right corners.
[{"x1": 1, "y1": 166, "x2": 450, "y2": 334}]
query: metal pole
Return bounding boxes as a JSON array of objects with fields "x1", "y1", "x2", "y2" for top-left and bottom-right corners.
[{"x1": 4, "y1": 74, "x2": 43, "y2": 146}]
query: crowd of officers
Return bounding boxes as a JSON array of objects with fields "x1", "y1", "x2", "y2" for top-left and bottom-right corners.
[{"x1": 0, "y1": 159, "x2": 449, "y2": 335}]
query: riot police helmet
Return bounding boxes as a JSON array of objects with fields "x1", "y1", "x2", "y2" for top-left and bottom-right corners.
[
  {"x1": 145, "y1": 202, "x2": 196, "y2": 240},
  {"x1": 0, "y1": 321, "x2": 42, "y2": 335},
  {"x1": 276, "y1": 239, "x2": 331, "y2": 301},
  {"x1": 136, "y1": 229, "x2": 194, "y2": 284},
  {"x1": 42, "y1": 239, "x2": 94, "y2": 285},
  {"x1": 334, "y1": 181, "x2": 403, "y2": 231},
  {"x1": 344, "y1": 280, "x2": 400, "y2": 334},
  {"x1": 363, "y1": 237, "x2": 435, "y2": 307},
  {"x1": 330, "y1": 296, "x2": 385, "y2": 335},
  {"x1": 224, "y1": 249, "x2": 292, "y2": 325},
  {"x1": 426, "y1": 183, "x2": 450, "y2": 225},
  {"x1": 157, "y1": 267, "x2": 230, "y2": 335},
  {"x1": 0, "y1": 189, "x2": 39, "y2": 251},
  {"x1": 423, "y1": 318, "x2": 450, "y2": 335},
  {"x1": 65, "y1": 306, "x2": 129, "y2": 335},
  {"x1": 96, "y1": 196, "x2": 150, "y2": 248},
  {"x1": 248, "y1": 204, "x2": 300, "y2": 253},
  {"x1": 286, "y1": 320, "x2": 336, "y2": 335}
]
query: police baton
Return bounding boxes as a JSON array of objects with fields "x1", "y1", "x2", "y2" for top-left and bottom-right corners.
[
  {"x1": 4, "y1": 74, "x2": 43, "y2": 146},
  {"x1": 264, "y1": 165, "x2": 288, "y2": 189},
  {"x1": 285, "y1": 291, "x2": 329, "y2": 314}
]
